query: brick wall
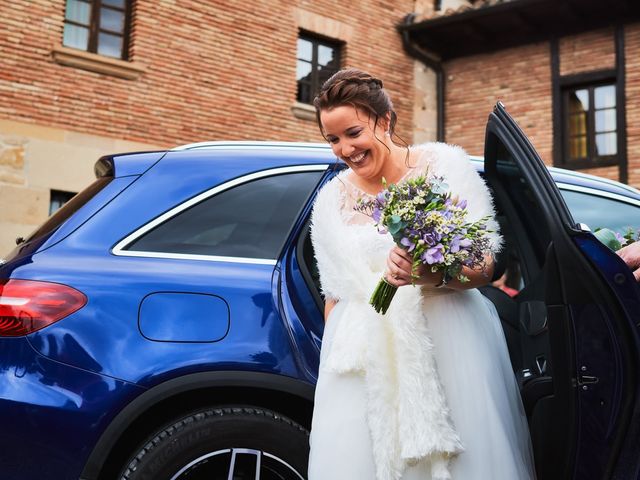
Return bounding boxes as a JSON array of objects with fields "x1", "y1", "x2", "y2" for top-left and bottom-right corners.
[
  {"x1": 0, "y1": 0, "x2": 417, "y2": 255},
  {"x1": 444, "y1": 42, "x2": 553, "y2": 164},
  {"x1": 559, "y1": 28, "x2": 615, "y2": 76},
  {"x1": 442, "y1": 25, "x2": 640, "y2": 189},
  {"x1": 625, "y1": 23, "x2": 640, "y2": 188},
  {"x1": 0, "y1": 0, "x2": 416, "y2": 147}
]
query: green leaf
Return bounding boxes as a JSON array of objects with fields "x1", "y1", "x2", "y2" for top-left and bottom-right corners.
[
  {"x1": 387, "y1": 215, "x2": 405, "y2": 235},
  {"x1": 594, "y1": 228, "x2": 622, "y2": 251}
]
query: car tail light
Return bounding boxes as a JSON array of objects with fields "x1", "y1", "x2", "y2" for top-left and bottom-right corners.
[{"x1": 0, "y1": 279, "x2": 87, "y2": 337}]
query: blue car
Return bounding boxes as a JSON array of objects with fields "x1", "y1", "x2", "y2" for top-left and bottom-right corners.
[{"x1": 0, "y1": 104, "x2": 639, "y2": 480}]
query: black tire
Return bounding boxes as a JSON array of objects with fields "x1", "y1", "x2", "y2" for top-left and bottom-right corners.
[{"x1": 119, "y1": 406, "x2": 310, "y2": 480}]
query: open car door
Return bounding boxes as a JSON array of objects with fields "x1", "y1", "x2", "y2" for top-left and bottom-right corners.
[{"x1": 483, "y1": 103, "x2": 640, "y2": 480}]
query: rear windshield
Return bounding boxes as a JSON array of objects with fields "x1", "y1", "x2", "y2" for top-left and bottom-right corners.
[{"x1": 24, "y1": 177, "x2": 113, "y2": 244}]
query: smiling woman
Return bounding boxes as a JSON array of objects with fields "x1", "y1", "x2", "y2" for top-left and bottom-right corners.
[{"x1": 307, "y1": 68, "x2": 536, "y2": 480}]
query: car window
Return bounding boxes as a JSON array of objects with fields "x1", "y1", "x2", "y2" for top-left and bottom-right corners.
[
  {"x1": 126, "y1": 171, "x2": 323, "y2": 259},
  {"x1": 560, "y1": 189, "x2": 640, "y2": 233},
  {"x1": 25, "y1": 177, "x2": 113, "y2": 245}
]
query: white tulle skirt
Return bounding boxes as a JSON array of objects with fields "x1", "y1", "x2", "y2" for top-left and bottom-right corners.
[{"x1": 308, "y1": 289, "x2": 536, "y2": 480}]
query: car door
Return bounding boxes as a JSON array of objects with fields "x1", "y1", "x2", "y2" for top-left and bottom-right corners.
[{"x1": 484, "y1": 103, "x2": 640, "y2": 480}]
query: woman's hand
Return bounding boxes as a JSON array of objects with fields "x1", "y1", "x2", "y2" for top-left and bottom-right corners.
[
  {"x1": 617, "y1": 240, "x2": 640, "y2": 282},
  {"x1": 385, "y1": 246, "x2": 495, "y2": 289},
  {"x1": 385, "y1": 246, "x2": 442, "y2": 287}
]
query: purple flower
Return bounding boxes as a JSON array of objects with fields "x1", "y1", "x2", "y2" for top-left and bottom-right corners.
[
  {"x1": 614, "y1": 232, "x2": 625, "y2": 244},
  {"x1": 423, "y1": 231, "x2": 441, "y2": 246},
  {"x1": 457, "y1": 199, "x2": 468, "y2": 210},
  {"x1": 372, "y1": 207, "x2": 382, "y2": 223},
  {"x1": 459, "y1": 238, "x2": 473, "y2": 248},
  {"x1": 422, "y1": 244, "x2": 444, "y2": 265},
  {"x1": 450, "y1": 235, "x2": 461, "y2": 253},
  {"x1": 400, "y1": 237, "x2": 415, "y2": 252}
]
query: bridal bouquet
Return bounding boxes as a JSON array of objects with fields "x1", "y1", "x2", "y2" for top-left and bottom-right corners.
[{"x1": 356, "y1": 175, "x2": 493, "y2": 314}]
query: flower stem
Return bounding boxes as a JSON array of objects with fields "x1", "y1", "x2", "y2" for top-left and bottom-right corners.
[{"x1": 370, "y1": 277, "x2": 398, "y2": 315}]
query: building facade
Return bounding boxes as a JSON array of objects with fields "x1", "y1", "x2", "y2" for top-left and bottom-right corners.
[
  {"x1": 2, "y1": 0, "x2": 639, "y2": 256},
  {"x1": 0, "y1": 0, "x2": 431, "y2": 255},
  {"x1": 402, "y1": 0, "x2": 640, "y2": 187}
]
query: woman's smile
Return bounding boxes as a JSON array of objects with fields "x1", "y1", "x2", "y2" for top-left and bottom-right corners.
[{"x1": 348, "y1": 150, "x2": 368, "y2": 165}]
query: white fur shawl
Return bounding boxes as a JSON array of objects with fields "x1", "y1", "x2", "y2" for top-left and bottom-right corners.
[{"x1": 310, "y1": 143, "x2": 502, "y2": 480}]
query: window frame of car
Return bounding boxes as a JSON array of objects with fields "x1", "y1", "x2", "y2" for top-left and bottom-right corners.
[
  {"x1": 556, "y1": 182, "x2": 640, "y2": 233},
  {"x1": 112, "y1": 164, "x2": 329, "y2": 265},
  {"x1": 63, "y1": 0, "x2": 132, "y2": 60}
]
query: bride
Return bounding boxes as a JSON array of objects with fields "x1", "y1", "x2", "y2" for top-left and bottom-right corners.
[{"x1": 307, "y1": 68, "x2": 536, "y2": 480}]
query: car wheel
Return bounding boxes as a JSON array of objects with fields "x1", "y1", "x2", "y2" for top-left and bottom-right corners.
[{"x1": 119, "y1": 406, "x2": 309, "y2": 480}]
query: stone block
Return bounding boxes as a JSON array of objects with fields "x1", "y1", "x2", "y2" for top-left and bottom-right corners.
[
  {"x1": 0, "y1": 185, "x2": 49, "y2": 225},
  {"x1": 0, "y1": 170, "x2": 25, "y2": 185},
  {"x1": 0, "y1": 146, "x2": 25, "y2": 169}
]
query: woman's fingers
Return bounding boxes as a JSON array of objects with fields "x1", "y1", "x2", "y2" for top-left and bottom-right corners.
[
  {"x1": 386, "y1": 246, "x2": 415, "y2": 286},
  {"x1": 390, "y1": 247, "x2": 413, "y2": 271}
]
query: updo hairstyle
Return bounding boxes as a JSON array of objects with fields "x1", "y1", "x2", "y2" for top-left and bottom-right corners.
[{"x1": 313, "y1": 68, "x2": 399, "y2": 141}]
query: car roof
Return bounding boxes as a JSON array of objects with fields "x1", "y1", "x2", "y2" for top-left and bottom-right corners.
[
  {"x1": 171, "y1": 140, "x2": 330, "y2": 152},
  {"x1": 145, "y1": 141, "x2": 640, "y2": 202},
  {"x1": 466, "y1": 155, "x2": 640, "y2": 201}
]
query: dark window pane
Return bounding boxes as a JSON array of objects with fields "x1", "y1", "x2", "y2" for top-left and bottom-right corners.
[
  {"x1": 595, "y1": 109, "x2": 616, "y2": 133},
  {"x1": 49, "y1": 190, "x2": 77, "y2": 216},
  {"x1": 100, "y1": 7, "x2": 125, "y2": 33},
  {"x1": 297, "y1": 38, "x2": 312, "y2": 61},
  {"x1": 97, "y1": 32, "x2": 123, "y2": 58},
  {"x1": 569, "y1": 89, "x2": 589, "y2": 113},
  {"x1": 317, "y1": 64, "x2": 336, "y2": 89},
  {"x1": 65, "y1": 0, "x2": 91, "y2": 24},
  {"x1": 595, "y1": 85, "x2": 616, "y2": 109},
  {"x1": 595, "y1": 132, "x2": 617, "y2": 156},
  {"x1": 560, "y1": 189, "x2": 638, "y2": 233},
  {"x1": 296, "y1": 60, "x2": 312, "y2": 82},
  {"x1": 127, "y1": 172, "x2": 324, "y2": 259},
  {"x1": 297, "y1": 81, "x2": 312, "y2": 103},
  {"x1": 102, "y1": 0, "x2": 125, "y2": 7},
  {"x1": 63, "y1": 24, "x2": 89, "y2": 50}
]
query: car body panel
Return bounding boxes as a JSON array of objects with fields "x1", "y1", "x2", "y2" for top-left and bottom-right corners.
[{"x1": 0, "y1": 336, "x2": 144, "y2": 480}]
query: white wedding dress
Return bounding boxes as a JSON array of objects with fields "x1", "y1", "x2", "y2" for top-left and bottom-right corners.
[{"x1": 307, "y1": 143, "x2": 536, "y2": 480}]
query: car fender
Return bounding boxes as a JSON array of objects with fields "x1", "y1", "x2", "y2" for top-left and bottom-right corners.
[{"x1": 79, "y1": 370, "x2": 315, "y2": 480}]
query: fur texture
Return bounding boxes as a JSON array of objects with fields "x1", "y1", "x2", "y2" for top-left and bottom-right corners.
[{"x1": 310, "y1": 143, "x2": 502, "y2": 480}]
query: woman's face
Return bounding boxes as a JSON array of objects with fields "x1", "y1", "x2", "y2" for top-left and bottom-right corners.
[{"x1": 320, "y1": 105, "x2": 391, "y2": 181}]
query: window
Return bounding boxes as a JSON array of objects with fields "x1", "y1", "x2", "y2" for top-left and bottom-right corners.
[
  {"x1": 560, "y1": 188, "x2": 639, "y2": 234},
  {"x1": 126, "y1": 172, "x2": 323, "y2": 260},
  {"x1": 296, "y1": 34, "x2": 341, "y2": 104},
  {"x1": 562, "y1": 82, "x2": 618, "y2": 168},
  {"x1": 63, "y1": 0, "x2": 130, "y2": 59},
  {"x1": 49, "y1": 190, "x2": 77, "y2": 216}
]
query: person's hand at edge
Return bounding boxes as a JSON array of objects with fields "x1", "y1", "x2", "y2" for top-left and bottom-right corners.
[{"x1": 617, "y1": 240, "x2": 640, "y2": 282}]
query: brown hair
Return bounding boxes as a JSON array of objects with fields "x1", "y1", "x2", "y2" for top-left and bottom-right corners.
[{"x1": 313, "y1": 68, "x2": 406, "y2": 150}]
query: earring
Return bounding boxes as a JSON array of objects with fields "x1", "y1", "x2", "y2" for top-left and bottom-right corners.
[{"x1": 385, "y1": 130, "x2": 390, "y2": 136}]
